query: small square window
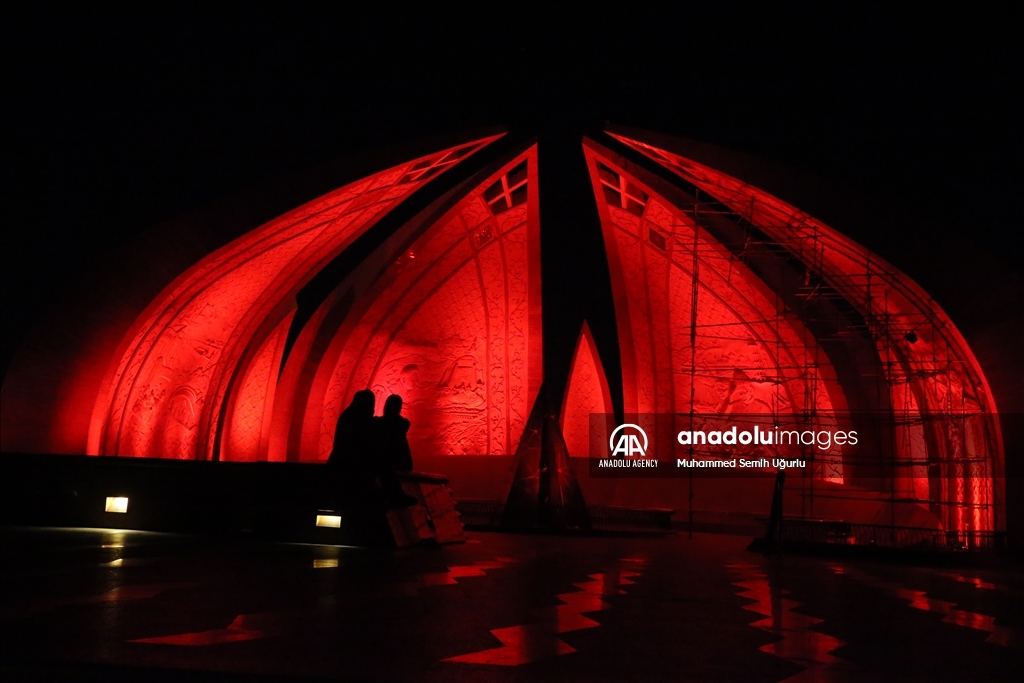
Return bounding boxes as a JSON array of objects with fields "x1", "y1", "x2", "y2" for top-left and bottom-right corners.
[
  {"x1": 626, "y1": 199, "x2": 645, "y2": 216},
  {"x1": 490, "y1": 196, "x2": 510, "y2": 213},
  {"x1": 597, "y1": 163, "x2": 620, "y2": 186},
  {"x1": 603, "y1": 186, "x2": 623, "y2": 207},
  {"x1": 510, "y1": 186, "x2": 528, "y2": 208},
  {"x1": 648, "y1": 228, "x2": 667, "y2": 250},
  {"x1": 624, "y1": 182, "x2": 648, "y2": 205},
  {"x1": 483, "y1": 179, "x2": 504, "y2": 202},
  {"x1": 506, "y1": 161, "x2": 528, "y2": 189}
]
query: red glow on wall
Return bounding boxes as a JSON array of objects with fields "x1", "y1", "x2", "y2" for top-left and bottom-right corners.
[
  {"x1": 223, "y1": 311, "x2": 294, "y2": 462},
  {"x1": 560, "y1": 322, "x2": 613, "y2": 458},
  {"x1": 606, "y1": 132, "x2": 1002, "y2": 532},
  {"x1": 89, "y1": 136, "x2": 499, "y2": 460},
  {"x1": 305, "y1": 149, "x2": 543, "y2": 460},
  {"x1": 2, "y1": 127, "x2": 1003, "y2": 535},
  {"x1": 584, "y1": 143, "x2": 846, "y2": 482}
]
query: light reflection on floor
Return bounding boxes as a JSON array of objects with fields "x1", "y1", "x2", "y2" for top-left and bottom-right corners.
[
  {"x1": 4, "y1": 529, "x2": 1022, "y2": 682},
  {"x1": 443, "y1": 557, "x2": 647, "y2": 666},
  {"x1": 829, "y1": 565, "x2": 1023, "y2": 649},
  {"x1": 421, "y1": 557, "x2": 517, "y2": 586},
  {"x1": 131, "y1": 614, "x2": 265, "y2": 646},
  {"x1": 935, "y1": 570, "x2": 1024, "y2": 598},
  {"x1": 728, "y1": 562, "x2": 852, "y2": 682},
  {"x1": 129, "y1": 555, "x2": 520, "y2": 647}
]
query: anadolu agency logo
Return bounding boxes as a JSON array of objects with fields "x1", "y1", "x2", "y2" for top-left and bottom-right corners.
[
  {"x1": 609, "y1": 423, "x2": 648, "y2": 457},
  {"x1": 593, "y1": 416, "x2": 859, "y2": 475},
  {"x1": 599, "y1": 424, "x2": 660, "y2": 469}
]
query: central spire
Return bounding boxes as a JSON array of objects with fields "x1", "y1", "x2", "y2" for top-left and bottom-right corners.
[{"x1": 536, "y1": 125, "x2": 623, "y2": 421}]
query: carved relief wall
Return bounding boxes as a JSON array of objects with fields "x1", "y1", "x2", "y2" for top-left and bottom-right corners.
[
  {"x1": 90, "y1": 137, "x2": 499, "y2": 460},
  {"x1": 311, "y1": 150, "x2": 542, "y2": 461},
  {"x1": 223, "y1": 311, "x2": 294, "y2": 462}
]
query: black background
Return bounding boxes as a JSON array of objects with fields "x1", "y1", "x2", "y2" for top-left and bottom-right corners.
[{"x1": 3, "y1": 3, "x2": 1021, "y2": 377}]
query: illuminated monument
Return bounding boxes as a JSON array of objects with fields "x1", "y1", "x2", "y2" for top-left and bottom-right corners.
[{"x1": 0, "y1": 127, "x2": 1008, "y2": 538}]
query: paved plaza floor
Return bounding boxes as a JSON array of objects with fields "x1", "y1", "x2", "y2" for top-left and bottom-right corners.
[{"x1": 2, "y1": 527, "x2": 1021, "y2": 682}]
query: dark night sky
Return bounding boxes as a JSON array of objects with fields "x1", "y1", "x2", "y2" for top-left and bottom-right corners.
[{"x1": 2, "y1": 3, "x2": 1022, "y2": 375}]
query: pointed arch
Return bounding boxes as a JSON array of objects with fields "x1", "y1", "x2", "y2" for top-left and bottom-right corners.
[
  {"x1": 291, "y1": 147, "x2": 543, "y2": 461},
  {"x1": 584, "y1": 141, "x2": 847, "y2": 481},
  {"x1": 560, "y1": 321, "x2": 613, "y2": 458},
  {"x1": 222, "y1": 310, "x2": 294, "y2": 461}
]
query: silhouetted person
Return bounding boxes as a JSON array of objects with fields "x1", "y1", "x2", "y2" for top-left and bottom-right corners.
[
  {"x1": 327, "y1": 389, "x2": 376, "y2": 471},
  {"x1": 325, "y1": 389, "x2": 379, "y2": 514},
  {"x1": 376, "y1": 394, "x2": 413, "y2": 472},
  {"x1": 371, "y1": 395, "x2": 418, "y2": 508},
  {"x1": 327, "y1": 390, "x2": 415, "y2": 510}
]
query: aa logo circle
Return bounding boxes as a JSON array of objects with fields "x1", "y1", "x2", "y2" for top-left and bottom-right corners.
[{"x1": 609, "y1": 424, "x2": 648, "y2": 457}]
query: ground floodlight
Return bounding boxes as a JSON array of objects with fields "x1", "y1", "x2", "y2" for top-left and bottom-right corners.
[
  {"x1": 105, "y1": 497, "x2": 129, "y2": 513},
  {"x1": 313, "y1": 559, "x2": 339, "y2": 568},
  {"x1": 316, "y1": 514, "x2": 341, "y2": 528}
]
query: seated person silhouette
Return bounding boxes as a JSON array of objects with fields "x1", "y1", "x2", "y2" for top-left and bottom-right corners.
[
  {"x1": 327, "y1": 389, "x2": 375, "y2": 471},
  {"x1": 326, "y1": 390, "x2": 376, "y2": 507},
  {"x1": 327, "y1": 389, "x2": 416, "y2": 509},
  {"x1": 372, "y1": 394, "x2": 418, "y2": 508},
  {"x1": 376, "y1": 394, "x2": 413, "y2": 472}
]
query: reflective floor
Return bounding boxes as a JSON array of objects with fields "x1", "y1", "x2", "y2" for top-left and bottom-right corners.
[{"x1": 1, "y1": 527, "x2": 1022, "y2": 682}]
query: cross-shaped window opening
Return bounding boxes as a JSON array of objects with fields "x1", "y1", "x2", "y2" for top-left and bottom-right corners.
[
  {"x1": 483, "y1": 161, "x2": 529, "y2": 215},
  {"x1": 397, "y1": 143, "x2": 483, "y2": 185},
  {"x1": 596, "y1": 162, "x2": 648, "y2": 216}
]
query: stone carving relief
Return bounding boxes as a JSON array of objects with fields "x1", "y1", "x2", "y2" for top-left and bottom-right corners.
[
  {"x1": 316, "y1": 153, "x2": 540, "y2": 461},
  {"x1": 98, "y1": 139, "x2": 495, "y2": 459}
]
